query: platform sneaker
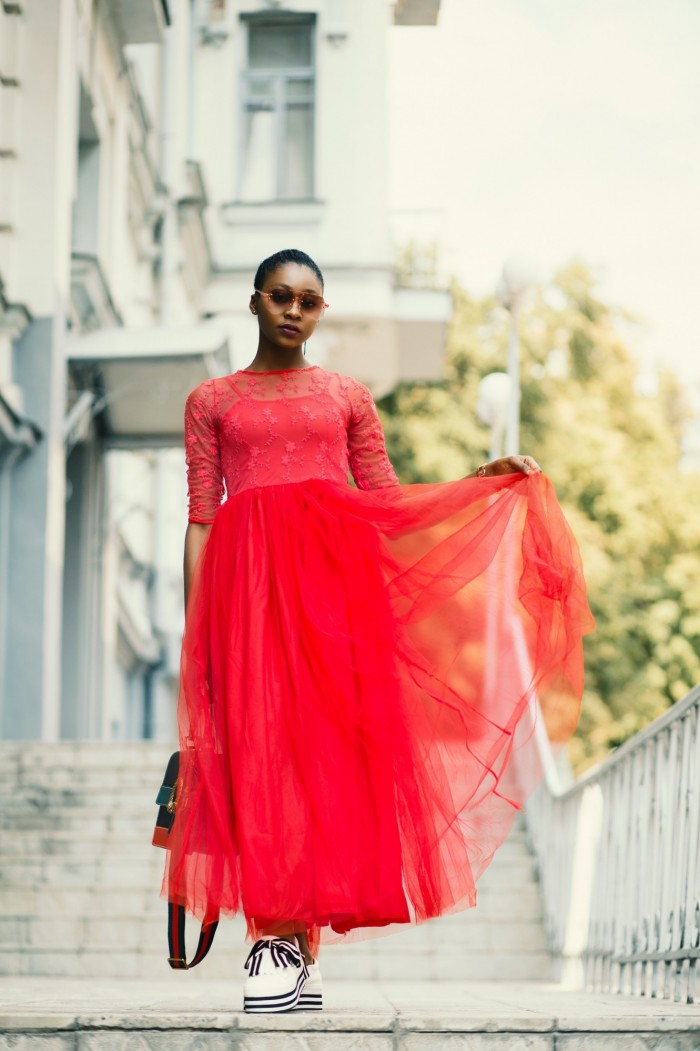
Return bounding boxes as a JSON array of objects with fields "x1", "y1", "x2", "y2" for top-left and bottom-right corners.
[{"x1": 243, "y1": 937, "x2": 309, "y2": 1013}]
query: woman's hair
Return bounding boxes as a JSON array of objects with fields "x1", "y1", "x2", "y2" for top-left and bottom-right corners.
[{"x1": 254, "y1": 249, "x2": 324, "y2": 291}]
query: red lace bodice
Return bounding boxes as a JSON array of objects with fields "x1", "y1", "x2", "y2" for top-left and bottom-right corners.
[{"x1": 184, "y1": 366, "x2": 400, "y2": 522}]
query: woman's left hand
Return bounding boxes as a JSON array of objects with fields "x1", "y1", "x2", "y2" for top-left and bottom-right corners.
[{"x1": 477, "y1": 455, "x2": 542, "y2": 477}]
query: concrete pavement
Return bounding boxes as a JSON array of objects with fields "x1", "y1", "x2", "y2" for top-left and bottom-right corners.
[{"x1": 1, "y1": 978, "x2": 700, "y2": 1048}]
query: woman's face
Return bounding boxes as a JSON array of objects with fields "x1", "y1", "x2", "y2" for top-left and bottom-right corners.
[{"x1": 250, "y1": 263, "x2": 325, "y2": 349}]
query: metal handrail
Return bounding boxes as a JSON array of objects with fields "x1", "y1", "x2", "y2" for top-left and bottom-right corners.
[{"x1": 525, "y1": 683, "x2": 700, "y2": 1003}]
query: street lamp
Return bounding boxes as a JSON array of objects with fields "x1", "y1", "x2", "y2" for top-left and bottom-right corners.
[
  {"x1": 496, "y1": 259, "x2": 535, "y2": 456},
  {"x1": 476, "y1": 371, "x2": 512, "y2": 461}
]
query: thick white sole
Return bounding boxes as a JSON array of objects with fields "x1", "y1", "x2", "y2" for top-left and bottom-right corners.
[
  {"x1": 243, "y1": 967, "x2": 307, "y2": 1014},
  {"x1": 294, "y1": 965, "x2": 323, "y2": 1011}
]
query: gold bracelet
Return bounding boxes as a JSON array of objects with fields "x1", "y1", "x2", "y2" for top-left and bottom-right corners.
[{"x1": 476, "y1": 464, "x2": 488, "y2": 477}]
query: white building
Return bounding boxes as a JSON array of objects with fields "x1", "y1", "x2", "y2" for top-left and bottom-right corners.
[{"x1": 0, "y1": 0, "x2": 447, "y2": 743}]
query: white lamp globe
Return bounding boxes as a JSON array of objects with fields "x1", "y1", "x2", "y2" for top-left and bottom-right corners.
[
  {"x1": 477, "y1": 372, "x2": 512, "y2": 427},
  {"x1": 496, "y1": 258, "x2": 537, "y2": 310}
]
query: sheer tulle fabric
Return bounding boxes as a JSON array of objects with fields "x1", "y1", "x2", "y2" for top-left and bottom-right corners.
[{"x1": 164, "y1": 453, "x2": 593, "y2": 951}]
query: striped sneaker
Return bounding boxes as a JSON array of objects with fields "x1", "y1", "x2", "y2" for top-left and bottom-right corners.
[
  {"x1": 243, "y1": 938, "x2": 309, "y2": 1014},
  {"x1": 294, "y1": 960, "x2": 323, "y2": 1011}
]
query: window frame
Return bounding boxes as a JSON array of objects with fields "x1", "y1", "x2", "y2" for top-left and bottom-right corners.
[{"x1": 237, "y1": 13, "x2": 317, "y2": 204}]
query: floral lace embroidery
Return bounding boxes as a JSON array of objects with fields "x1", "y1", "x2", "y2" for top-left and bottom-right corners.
[
  {"x1": 184, "y1": 380, "x2": 225, "y2": 523},
  {"x1": 184, "y1": 367, "x2": 399, "y2": 522}
]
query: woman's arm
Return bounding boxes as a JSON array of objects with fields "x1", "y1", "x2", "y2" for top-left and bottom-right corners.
[
  {"x1": 184, "y1": 522, "x2": 211, "y2": 607},
  {"x1": 346, "y1": 381, "x2": 400, "y2": 490},
  {"x1": 345, "y1": 380, "x2": 541, "y2": 487},
  {"x1": 182, "y1": 382, "x2": 223, "y2": 606}
]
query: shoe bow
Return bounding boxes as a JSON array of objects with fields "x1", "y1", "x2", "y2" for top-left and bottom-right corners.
[{"x1": 244, "y1": 938, "x2": 309, "y2": 979}]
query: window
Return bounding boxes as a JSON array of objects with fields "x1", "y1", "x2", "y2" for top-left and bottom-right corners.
[
  {"x1": 238, "y1": 14, "x2": 315, "y2": 202},
  {"x1": 72, "y1": 83, "x2": 101, "y2": 254}
]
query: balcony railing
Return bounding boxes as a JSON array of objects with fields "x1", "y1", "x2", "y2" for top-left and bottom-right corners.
[{"x1": 525, "y1": 683, "x2": 700, "y2": 1004}]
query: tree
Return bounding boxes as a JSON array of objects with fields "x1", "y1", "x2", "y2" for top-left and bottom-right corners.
[{"x1": 378, "y1": 262, "x2": 700, "y2": 771}]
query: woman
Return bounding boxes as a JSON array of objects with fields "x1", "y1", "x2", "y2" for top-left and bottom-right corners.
[{"x1": 164, "y1": 248, "x2": 593, "y2": 1013}]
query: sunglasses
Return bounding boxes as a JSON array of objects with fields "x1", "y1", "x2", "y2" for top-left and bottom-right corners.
[{"x1": 254, "y1": 287, "x2": 329, "y2": 318}]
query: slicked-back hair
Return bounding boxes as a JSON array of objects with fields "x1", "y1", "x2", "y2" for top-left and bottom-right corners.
[{"x1": 254, "y1": 249, "x2": 324, "y2": 292}]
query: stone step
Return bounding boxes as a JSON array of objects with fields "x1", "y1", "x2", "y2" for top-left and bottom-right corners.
[
  {"x1": 0, "y1": 787, "x2": 163, "y2": 808},
  {"x1": 0, "y1": 763, "x2": 169, "y2": 783},
  {"x1": 0, "y1": 860, "x2": 163, "y2": 888},
  {"x1": 3, "y1": 833, "x2": 161, "y2": 857},
  {"x1": 0, "y1": 947, "x2": 554, "y2": 981},
  {"x1": 4, "y1": 978, "x2": 700, "y2": 1050},
  {"x1": 0, "y1": 827, "x2": 533, "y2": 857},
  {"x1": 0, "y1": 742, "x2": 173, "y2": 762},
  {"x1": 0, "y1": 854, "x2": 539, "y2": 889},
  {"x1": 0, "y1": 881, "x2": 544, "y2": 920},
  {"x1": 0, "y1": 809, "x2": 155, "y2": 833},
  {"x1": 0, "y1": 803, "x2": 534, "y2": 838},
  {"x1": 0, "y1": 807, "x2": 532, "y2": 850},
  {"x1": 0, "y1": 762, "x2": 171, "y2": 787},
  {"x1": 0, "y1": 788, "x2": 163, "y2": 808},
  {"x1": 0, "y1": 913, "x2": 549, "y2": 954}
]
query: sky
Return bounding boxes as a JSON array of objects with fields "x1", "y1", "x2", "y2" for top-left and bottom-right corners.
[{"x1": 388, "y1": 0, "x2": 700, "y2": 388}]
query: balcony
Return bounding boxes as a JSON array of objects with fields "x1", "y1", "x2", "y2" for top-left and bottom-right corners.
[
  {"x1": 70, "y1": 254, "x2": 123, "y2": 335},
  {"x1": 177, "y1": 161, "x2": 214, "y2": 301},
  {"x1": 394, "y1": 285, "x2": 451, "y2": 383},
  {"x1": 393, "y1": 0, "x2": 441, "y2": 26},
  {"x1": 108, "y1": 0, "x2": 170, "y2": 47},
  {"x1": 67, "y1": 322, "x2": 230, "y2": 447}
]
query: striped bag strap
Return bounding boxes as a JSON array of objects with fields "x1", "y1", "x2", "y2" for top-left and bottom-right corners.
[
  {"x1": 167, "y1": 902, "x2": 219, "y2": 970},
  {"x1": 153, "y1": 750, "x2": 219, "y2": 969}
]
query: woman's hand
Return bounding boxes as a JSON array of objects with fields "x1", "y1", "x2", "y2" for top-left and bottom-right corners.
[{"x1": 474, "y1": 455, "x2": 541, "y2": 477}]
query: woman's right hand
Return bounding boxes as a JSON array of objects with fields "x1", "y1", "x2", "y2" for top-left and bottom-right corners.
[{"x1": 474, "y1": 455, "x2": 541, "y2": 477}]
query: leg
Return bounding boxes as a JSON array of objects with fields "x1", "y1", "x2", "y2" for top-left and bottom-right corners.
[
  {"x1": 258, "y1": 922, "x2": 315, "y2": 966},
  {"x1": 295, "y1": 930, "x2": 315, "y2": 966}
]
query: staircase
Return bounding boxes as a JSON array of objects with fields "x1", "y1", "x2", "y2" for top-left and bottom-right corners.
[
  {"x1": 3, "y1": 742, "x2": 700, "y2": 1048},
  {"x1": 0, "y1": 741, "x2": 551, "y2": 981}
]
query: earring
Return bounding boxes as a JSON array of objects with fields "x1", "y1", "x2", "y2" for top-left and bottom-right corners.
[{"x1": 303, "y1": 341, "x2": 307, "y2": 356}]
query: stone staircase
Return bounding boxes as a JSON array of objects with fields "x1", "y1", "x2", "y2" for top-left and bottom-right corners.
[
  {"x1": 4, "y1": 742, "x2": 700, "y2": 1048},
  {"x1": 0, "y1": 741, "x2": 551, "y2": 981}
]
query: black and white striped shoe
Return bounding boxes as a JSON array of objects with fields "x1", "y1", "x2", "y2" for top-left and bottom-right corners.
[
  {"x1": 243, "y1": 938, "x2": 309, "y2": 1014},
  {"x1": 294, "y1": 961, "x2": 323, "y2": 1011}
]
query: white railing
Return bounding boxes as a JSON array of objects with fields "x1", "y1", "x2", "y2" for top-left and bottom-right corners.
[{"x1": 525, "y1": 683, "x2": 700, "y2": 1003}]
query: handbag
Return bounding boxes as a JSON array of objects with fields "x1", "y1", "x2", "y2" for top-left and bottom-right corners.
[{"x1": 153, "y1": 749, "x2": 219, "y2": 969}]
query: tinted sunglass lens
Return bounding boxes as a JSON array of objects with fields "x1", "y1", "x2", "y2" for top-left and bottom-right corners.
[{"x1": 270, "y1": 290, "x2": 294, "y2": 307}]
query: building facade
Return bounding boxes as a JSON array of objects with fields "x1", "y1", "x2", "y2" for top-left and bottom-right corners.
[{"x1": 0, "y1": 0, "x2": 447, "y2": 742}]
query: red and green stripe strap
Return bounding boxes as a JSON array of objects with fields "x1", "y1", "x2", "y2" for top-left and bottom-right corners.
[{"x1": 167, "y1": 902, "x2": 219, "y2": 969}]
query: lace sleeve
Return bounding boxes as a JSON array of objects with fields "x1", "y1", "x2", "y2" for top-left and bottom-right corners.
[
  {"x1": 184, "y1": 381, "x2": 224, "y2": 523},
  {"x1": 347, "y1": 380, "x2": 400, "y2": 490}
]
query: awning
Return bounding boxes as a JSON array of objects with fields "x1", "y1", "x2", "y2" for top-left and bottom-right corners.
[{"x1": 67, "y1": 324, "x2": 230, "y2": 447}]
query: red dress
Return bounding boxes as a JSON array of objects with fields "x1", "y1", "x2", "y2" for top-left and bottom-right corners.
[{"x1": 163, "y1": 365, "x2": 593, "y2": 951}]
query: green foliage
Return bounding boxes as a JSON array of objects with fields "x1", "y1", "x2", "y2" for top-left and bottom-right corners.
[{"x1": 378, "y1": 262, "x2": 700, "y2": 772}]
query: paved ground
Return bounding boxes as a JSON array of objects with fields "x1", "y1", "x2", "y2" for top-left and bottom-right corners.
[{"x1": 1, "y1": 978, "x2": 700, "y2": 1048}]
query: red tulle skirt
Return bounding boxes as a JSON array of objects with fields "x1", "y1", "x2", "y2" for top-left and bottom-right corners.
[{"x1": 163, "y1": 473, "x2": 593, "y2": 952}]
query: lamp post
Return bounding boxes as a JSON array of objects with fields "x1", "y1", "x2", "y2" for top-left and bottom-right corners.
[
  {"x1": 495, "y1": 259, "x2": 534, "y2": 456},
  {"x1": 476, "y1": 371, "x2": 512, "y2": 461}
]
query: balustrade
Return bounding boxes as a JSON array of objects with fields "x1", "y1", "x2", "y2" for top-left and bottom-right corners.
[{"x1": 525, "y1": 684, "x2": 700, "y2": 1003}]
